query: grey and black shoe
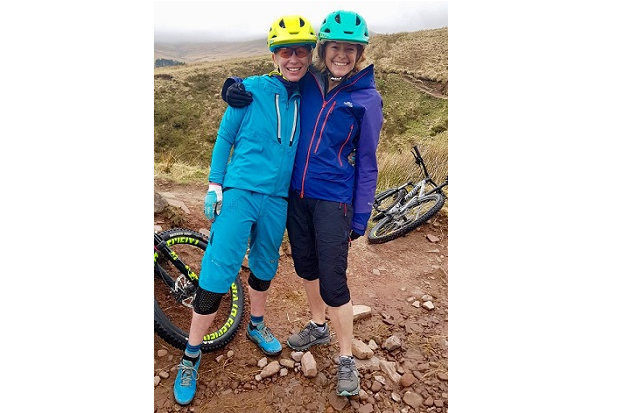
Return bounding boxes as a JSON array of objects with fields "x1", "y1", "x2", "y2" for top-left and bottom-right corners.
[
  {"x1": 336, "y1": 356, "x2": 360, "y2": 396},
  {"x1": 286, "y1": 321, "x2": 330, "y2": 351}
]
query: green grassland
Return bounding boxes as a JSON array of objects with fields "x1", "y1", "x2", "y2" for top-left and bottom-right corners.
[{"x1": 154, "y1": 27, "x2": 448, "y2": 198}]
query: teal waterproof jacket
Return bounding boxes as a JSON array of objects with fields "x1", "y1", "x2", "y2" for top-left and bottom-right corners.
[{"x1": 209, "y1": 74, "x2": 301, "y2": 197}]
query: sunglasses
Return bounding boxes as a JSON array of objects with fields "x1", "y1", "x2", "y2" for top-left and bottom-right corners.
[{"x1": 276, "y1": 46, "x2": 311, "y2": 58}]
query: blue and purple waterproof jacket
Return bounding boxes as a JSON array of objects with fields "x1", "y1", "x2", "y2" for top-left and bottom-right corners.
[{"x1": 293, "y1": 64, "x2": 383, "y2": 234}]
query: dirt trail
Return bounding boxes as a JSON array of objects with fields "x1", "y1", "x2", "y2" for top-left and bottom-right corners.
[
  {"x1": 401, "y1": 74, "x2": 448, "y2": 99},
  {"x1": 154, "y1": 177, "x2": 448, "y2": 412}
]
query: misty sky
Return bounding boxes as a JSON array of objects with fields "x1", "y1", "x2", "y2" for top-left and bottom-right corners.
[{"x1": 154, "y1": 0, "x2": 448, "y2": 42}]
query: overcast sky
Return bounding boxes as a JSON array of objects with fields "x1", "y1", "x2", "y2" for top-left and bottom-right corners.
[{"x1": 154, "y1": 0, "x2": 448, "y2": 42}]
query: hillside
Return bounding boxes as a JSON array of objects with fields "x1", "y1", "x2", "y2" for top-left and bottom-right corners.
[
  {"x1": 154, "y1": 29, "x2": 448, "y2": 80},
  {"x1": 154, "y1": 27, "x2": 448, "y2": 190},
  {"x1": 154, "y1": 38, "x2": 267, "y2": 63}
]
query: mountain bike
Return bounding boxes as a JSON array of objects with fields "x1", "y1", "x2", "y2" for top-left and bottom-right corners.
[
  {"x1": 368, "y1": 145, "x2": 448, "y2": 244},
  {"x1": 154, "y1": 228, "x2": 245, "y2": 351}
]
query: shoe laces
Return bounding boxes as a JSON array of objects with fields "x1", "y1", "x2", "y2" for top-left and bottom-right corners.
[
  {"x1": 298, "y1": 326, "x2": 312, "y2": 339},
  {"x1": 254, "y1": 323, "x2": 275, "y2": 342},
  {"x1": 299, "y1": 322, "x2": 319, "y2": 338},
  {"x1": 338, "y1": 358, "x2": 355, "y2": 380},
  {"x1": 177, "y1": 360, "x2": 199, "y2": 387}
]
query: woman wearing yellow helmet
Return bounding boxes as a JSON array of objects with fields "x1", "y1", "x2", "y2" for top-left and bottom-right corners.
[
  {"x1": 266, "y1": 14, "x2": 317, "y2": 81},
  {"x1": 173, "y1": 14, "x2": 316, "y2": 407}
]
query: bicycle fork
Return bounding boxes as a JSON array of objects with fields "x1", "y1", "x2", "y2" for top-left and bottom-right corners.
[{"x1": 154, "y1": 234, "x2": 198, "y2": 307}]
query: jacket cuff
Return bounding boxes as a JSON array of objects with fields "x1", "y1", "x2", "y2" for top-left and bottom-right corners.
[{"x1": 351, "y1": 212, "x2": 371, "y2": 234}]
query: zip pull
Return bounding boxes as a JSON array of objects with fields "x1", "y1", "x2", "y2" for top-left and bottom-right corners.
[
  {"x1": 289, "y1": 100, "x2": 298, "y2": 147},
  {"x1": 275, "y1": 93, "x2": 282, "y2": 144}
]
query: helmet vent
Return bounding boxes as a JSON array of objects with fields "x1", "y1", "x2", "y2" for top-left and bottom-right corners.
[{"x1": 268, "y1": 14, "x2": 317, "y2": 51}]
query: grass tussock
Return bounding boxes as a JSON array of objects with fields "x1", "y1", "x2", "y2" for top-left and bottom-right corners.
[{"x1": 376, "y1": 145, "x2": 448, "y2": 194}]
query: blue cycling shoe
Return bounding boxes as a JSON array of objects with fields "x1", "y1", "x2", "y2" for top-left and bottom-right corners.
[
  {"x1": 173, "y1": 352, "x2": 201, "y2": 406},
  {"x1": 246, "y1": 322, "x2": 282, "y2": 356}
]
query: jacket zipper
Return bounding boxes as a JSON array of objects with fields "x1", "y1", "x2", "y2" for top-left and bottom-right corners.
[
  {"x1": 300, "y1": 100, "x2": 328, "y2": 198},
  {"x1": 337, "y1": 125, "x2": 354, "y2": 166},
  {"x1": 275, "y1": 94, "x2": 281, "y2": 144},
  {"x1": 289, "y1": 100, "x2": 298, "y2": 147},
  {"x1": 314, "y1": 101, "x2": 336, "y2": 153}
]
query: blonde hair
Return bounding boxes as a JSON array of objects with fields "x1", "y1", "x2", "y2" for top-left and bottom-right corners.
[{"x1": 313, "y1": 41, "x2": 366, "y2": 77}]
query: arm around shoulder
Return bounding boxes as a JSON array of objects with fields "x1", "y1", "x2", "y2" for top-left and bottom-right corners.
[{"x1": 221, "y1": 77, "x2": 253, "y2": 108}]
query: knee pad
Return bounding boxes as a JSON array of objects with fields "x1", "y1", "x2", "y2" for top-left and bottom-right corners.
[
  {"x1": 248, "y1": 271, "x2": 271, "y2": 292},
  {"x1": 193, "y1": 287, "x2": 224, "y2": 315}
]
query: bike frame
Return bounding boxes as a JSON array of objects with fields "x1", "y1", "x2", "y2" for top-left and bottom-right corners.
[
  {"x1": 154, "y1": 232, "x2": 200, "y2": 307},
  {"x1": 368, "y1": 145, "x2": 447, "y2": 244},
  {"x1": 154, "y1": 232, "x2": 199, "y2": 283},
  {"x1": 379, "y1": 146, "x2": 447, "y2": 215}
]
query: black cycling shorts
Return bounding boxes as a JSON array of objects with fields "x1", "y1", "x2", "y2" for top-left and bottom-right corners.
[{"x1": 286, "y1": 191, "x2": 352, "y2": 307}]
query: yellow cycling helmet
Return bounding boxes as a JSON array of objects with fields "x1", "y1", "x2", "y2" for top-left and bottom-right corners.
[{"x1": 267, "y1": 15, "x2": 317, "y2": 52}]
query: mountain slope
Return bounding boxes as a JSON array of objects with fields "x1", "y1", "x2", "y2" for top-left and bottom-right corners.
[{"x1": 154, "y1": 38, "x2": 267, "y2": 63}]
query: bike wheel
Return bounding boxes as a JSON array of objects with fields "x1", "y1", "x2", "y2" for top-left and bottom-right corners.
[
  {"x1": 367, "y1": 193, "x2": 445, "y2": 244},
  {"x1": 371, "y1": 187, "x2": 407, "y2": 222},
  {"x1": 154, "y1": 228, "x2": 245, "y2": 352}
]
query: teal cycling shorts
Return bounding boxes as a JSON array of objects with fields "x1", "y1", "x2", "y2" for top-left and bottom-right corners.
[{"x1": 199, "y1": 187, "x2": 288, "y2": 293}]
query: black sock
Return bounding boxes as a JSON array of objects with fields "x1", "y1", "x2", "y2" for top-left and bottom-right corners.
[
  {"x1": 312, "y1": 321, "x2": 326, "y2": 331},
  {"x1": 182, "y1": 343, "x2": 201, "y2": 365},
  {"x1": 183, "y1": 353, "x2": 200, "y2": 365}
]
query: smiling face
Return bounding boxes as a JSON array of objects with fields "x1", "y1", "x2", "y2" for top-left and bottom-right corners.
[
  {"x1": 272, "y1": 45, "x2": 312, "y2": 82},
  {"x1": 323, "y1": 41, "x2": 359, "y2": 79}
]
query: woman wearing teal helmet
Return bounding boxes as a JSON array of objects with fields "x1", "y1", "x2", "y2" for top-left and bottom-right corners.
[
  {"x1": 173, "y1": 14, "x2": 316, "y2": 407},
  {"x1": 283, "y1": 10, "x2": 381, "y2": 399},
  {"x1": 222, "y1": 9, "x2": 383, "y2": 399},
  {"x1": 315, "y1": 10, "x2": 370, "y2": 82}
]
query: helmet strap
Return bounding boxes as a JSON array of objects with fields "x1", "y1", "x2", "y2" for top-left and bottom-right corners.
[
  {"x1": 331, "y1": 68, "x2": 354, "y2": 82},
  {"x1": 326, "y1": 69, "x2": 343, "y2": 82}
]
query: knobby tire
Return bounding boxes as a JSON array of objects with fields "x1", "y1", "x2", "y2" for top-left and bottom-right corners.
[
  {"x1": 367, "y1": 193, "x2": 445, "y2": 244},
  {"x1": 154, "y1": 228, "x2": 245, "y2": 352}
]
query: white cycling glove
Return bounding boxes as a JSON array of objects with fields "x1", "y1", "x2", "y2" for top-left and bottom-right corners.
[{"x1": 204, "y1": 183, "x2": 222, "y2": 220}]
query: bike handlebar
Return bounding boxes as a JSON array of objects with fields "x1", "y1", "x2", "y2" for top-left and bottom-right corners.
[{"x1": 411, "y1": 145, "x2": 431, "y2": 179}]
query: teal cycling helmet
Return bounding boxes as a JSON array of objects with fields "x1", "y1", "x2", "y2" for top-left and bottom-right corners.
[{"x1": 318, "y1": 10, "x2": 369, "y2": 45}]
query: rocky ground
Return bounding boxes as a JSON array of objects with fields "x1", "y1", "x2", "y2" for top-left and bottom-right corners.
[{"x1": 154, "y1": 177, "x2": 448, "y2": 413}]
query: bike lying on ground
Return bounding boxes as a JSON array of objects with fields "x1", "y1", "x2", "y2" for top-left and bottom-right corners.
[
  {"x1": 154, "y1": 228, "x2": 245, "y2": 351},
  {"x1": 368, "y1": 145, "x2": 448, "y2": 244}
]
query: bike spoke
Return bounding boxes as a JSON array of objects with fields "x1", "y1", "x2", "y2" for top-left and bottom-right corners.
[{"x1": 404, "y1": 199, "x2": 433, "y2": 222}]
